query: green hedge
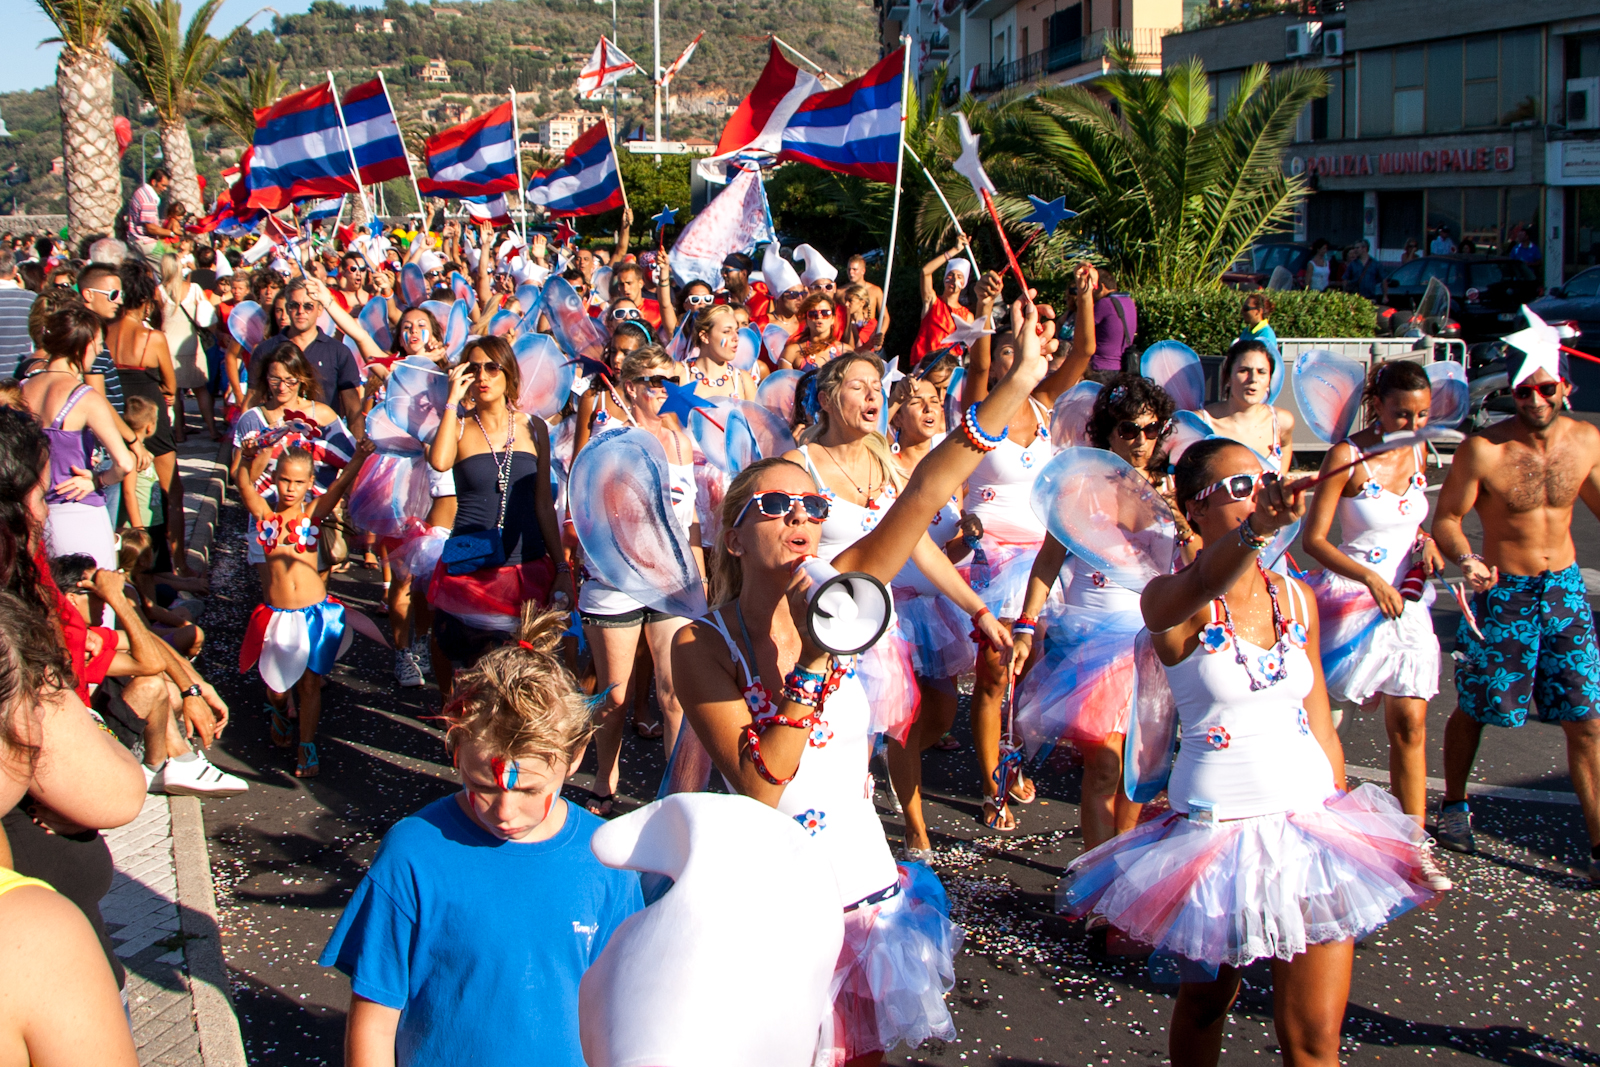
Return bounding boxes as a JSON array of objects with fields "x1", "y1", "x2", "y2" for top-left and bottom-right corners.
[{"x1": 1128, "y1": 289, "x2": 1379, "y2": 357}]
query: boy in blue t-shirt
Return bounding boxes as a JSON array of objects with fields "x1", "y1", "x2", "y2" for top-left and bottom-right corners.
[{"x1": 319, "y1": 614, "x2": 642, "y2": 1067}]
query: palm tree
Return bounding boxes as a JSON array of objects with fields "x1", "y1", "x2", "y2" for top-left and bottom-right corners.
[
  {"x1": 110, "y1": 0, "x2": 252, "y2": 215},
  {"x1": 36, "y1": 0, "x2": 123, "y2": 239},
  {"x1": 197, "y1": 61, "x2": 285, "y2": 146},
  {"x1": 921, "y1": 43, "x2": 1328, "y2": 290}
]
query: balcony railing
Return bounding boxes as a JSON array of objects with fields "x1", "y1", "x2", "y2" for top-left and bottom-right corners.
[{"x1": 968, "y1": 27, "x2": 1163, "y2": 95}]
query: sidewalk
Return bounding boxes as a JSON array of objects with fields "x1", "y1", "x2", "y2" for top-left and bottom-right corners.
[{"x1": 100, "y1": 436, "x2": 246, "y2": 1067}]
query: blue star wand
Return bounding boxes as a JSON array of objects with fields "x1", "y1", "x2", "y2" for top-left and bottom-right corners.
[{"x1": 658, "y1": 376, "x2": 724, "y2": 432}]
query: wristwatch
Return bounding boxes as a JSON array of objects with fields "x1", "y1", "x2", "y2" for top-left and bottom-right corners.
[{"x1": 181, "y1": 684, "x2": 204, "y2": 700}]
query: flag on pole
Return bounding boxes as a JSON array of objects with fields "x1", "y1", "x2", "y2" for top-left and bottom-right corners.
[
  {"x1": 247, "y1": 84, "x2": 360, "y2": 211},
  {"x1": 576, "y1": 36, "x2": 642, "y2": 101},
  {"x1": 708, "y1": 41, "x2": 822, "y2": 162},
  {"x1": 777, "y1": 46, "x2": 905, "y2": 183},
  {"x1": 526, "y1": 122, "x2": 625, "y2": 217},
  {"x1": 302, "y1": 196, "x2": 346, "y2": 222},
  {"x1": 667, "y1": 165, "x2": 773, "y2": 286},
  {"x1": 463, "y1": 195, "x2": 514, "y2": 228},
  {"x1": 417, "y1": 102, "x2": 520, "y2": 196},
  {"x1": 340, "y1": 78, "x2": 411, "y2": 186},
  {"x1": 660, "y1": 32, "x2": 704, "y2": 86}
]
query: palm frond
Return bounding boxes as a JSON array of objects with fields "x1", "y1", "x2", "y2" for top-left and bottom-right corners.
[{"x1": 35, "y1": 0, "x2": 120, "y2": 52}]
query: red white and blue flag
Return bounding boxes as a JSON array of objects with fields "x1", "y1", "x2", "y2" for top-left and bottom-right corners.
[
  {"x1": 301, "y1": 196, "x2": 346, "y2": 222},
  {"x1": 340, "y1": 78, "x2": 412, "y2": 186},
  {"x1": 417, "y1": 101, "x2": 520, "y2": 196},
  {"x1": 710, "y1": 42, "x2": 821, "y2": 162},
  {"x1": 462, "y1": 195, "x2": 514, "y2": 227},
  {"x1": 526, "y1": 122, "x2": 625, "y2": 217},
  {"x1": 247, "y1": 84, "x2": 360, "y2": 211},
  {"x1": 778, "y1": 46, "x2": 905, "y2": 183}
]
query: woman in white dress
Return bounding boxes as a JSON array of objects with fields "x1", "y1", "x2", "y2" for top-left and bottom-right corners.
[{"x1": 1198, "y1": 338, "x2": 1296, "y2": 473}]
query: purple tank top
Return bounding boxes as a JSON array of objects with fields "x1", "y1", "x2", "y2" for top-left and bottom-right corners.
[{"x1": 44, "y1": 385, "x2": 105, "y2": 507}]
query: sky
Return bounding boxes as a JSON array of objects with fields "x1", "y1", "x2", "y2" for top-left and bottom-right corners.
[{"x1": 5, "y1": 0, "x2": 381, "y2": 96}]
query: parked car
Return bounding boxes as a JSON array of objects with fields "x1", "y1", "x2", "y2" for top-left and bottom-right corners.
[
  {"x1": 1223, "y1": 242, "x2": 1349, "y2": 291},
  {"x1": 1530, "y1": 266, "x2": 1600, "y2": 353},
  {"x1": 1379, "y1": 256, "x2": 1542, "y2": 342}
]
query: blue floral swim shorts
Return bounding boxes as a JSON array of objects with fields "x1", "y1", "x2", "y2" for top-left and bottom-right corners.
[{"x1": 1455, "y1": 564, "x2": 1600, "y2": 728}]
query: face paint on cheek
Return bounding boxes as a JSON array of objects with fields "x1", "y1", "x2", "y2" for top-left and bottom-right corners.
[{"x1": 540, "y1": 791, "x2": 555, "y2": 821}]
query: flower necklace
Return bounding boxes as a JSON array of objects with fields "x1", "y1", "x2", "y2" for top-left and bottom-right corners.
[{"x1": 1203, "y1": 559, "x2": 1304, "y2": 690}]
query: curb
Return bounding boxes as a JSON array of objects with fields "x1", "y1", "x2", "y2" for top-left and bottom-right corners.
[{"x1": 173, "y1": 438, "x2": 248, "y2": 1067}]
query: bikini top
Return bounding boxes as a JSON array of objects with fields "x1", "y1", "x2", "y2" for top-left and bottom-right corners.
[{"x1": 255, "y1": 499, "x2": 321, "y2": 555}]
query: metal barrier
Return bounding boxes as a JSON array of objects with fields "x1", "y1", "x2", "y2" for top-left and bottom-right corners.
[{"x1": 1273, "y1": 338, "x2": 1466, "y2": 457}]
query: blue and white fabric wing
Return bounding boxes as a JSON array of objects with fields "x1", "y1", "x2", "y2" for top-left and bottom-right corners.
[
  {"x1": 1291, "y1": 348, "x2": 1366, "y2": 444},
  {"x1": 1030, "y1": 447, "x2": 1177, "y2": 592}
]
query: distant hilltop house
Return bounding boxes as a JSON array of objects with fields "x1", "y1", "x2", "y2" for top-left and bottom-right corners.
[
  {"x1": 539, "y1": 110, "x2": 600, "y2": 150},
  {"x1": 352, "y1": 17, "x2": 398, "y2": 33},
  {"x1": 682, "y1": 137, "x2": 714, "y2": 155},
  {"x1": 431, "y1": 7, "x2": 464, "y2": 17},
  {"x1": 382, "y1": 18, "x2": 395, "y2": 32},
  {"x1": 420, "y1": 58, "x2": 452, "y2": 84}
]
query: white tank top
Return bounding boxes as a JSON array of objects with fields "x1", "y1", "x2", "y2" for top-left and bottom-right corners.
[
  {"x1": 579, "y1": 459, "x2": 699, "y2": 616},
  {"x1": 1060, "y1": 552, "x2": 1142, "y2": 613},
  {"x1": 704, "y1": 610, "x2": 899, "y2": 908},
  {"x1": 1162, "y1": 578, "x2": 1334, "y2": 820},
  {"x1": 1335, "y1": 446, "x2": 1427, "y2": 587},
  {"x1": 797, "y1": 443, "x2": 898, "y2": 563},
  {"x1": 963, "y1": 398, "x2": 1050, "y2": 541}
]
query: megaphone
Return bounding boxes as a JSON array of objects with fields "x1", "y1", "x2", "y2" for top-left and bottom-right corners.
[{"x1": 795, "y1": 556, "x2": 891, "y2": 656}]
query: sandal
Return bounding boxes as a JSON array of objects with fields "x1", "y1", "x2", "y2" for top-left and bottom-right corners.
[
  {"x1": 634, "y1": 720, "x2": 663, "y2": 739},
  {"x1": 269, "y1": 704, "x2": 294, "y2": 748},
  {"x1": 295, "y1": 741, "x2": 320, "y2": 778},
  {"x1": 362, "y1": 552, "x2": 381, "y2": 570},
  {"x1": 981, "y1": 799, "x2": 1016, "y2": 832},
  {"x1": 586, "y1": 793, "x2": 615, "y2": 817},
  {"x1": 1007, "y1": 775, "x2": 1037, "y2": 805},
  {"x1": 933, "y1": 733, "x2": 962, "y2": 752}
]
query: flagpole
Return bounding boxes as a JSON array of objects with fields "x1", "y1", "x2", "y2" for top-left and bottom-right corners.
[
  {"x1": 327, "y1": 72, "x2": 370, "y2": 220},
  {"x1": 903, "y1": 142, "x2": 965, "y2": 241},
  {"x1": 378, "y1": 70, "x2": 424, "y2": 217},
  {"x1": 509, "y1": 85, "x2": 529, "y2": 244},
  {"x1": 879, "y1": 38, "x2": 912, "y2": 334},
  {"x1": 771, "y1": 36, "x2": 844, "y2": 88},
  {"x1": 607, "y1": 114, "x2": 630, "y2": 216}
]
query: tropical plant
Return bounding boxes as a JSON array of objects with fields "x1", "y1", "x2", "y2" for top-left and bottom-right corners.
[
  {"x1": 36, "y1": 0, "x2": 123, "y2": 238},
  {"x1": 918, "y1": 42, "x2": 1328, "y2": 291},
  {"x1": 110, "y1": 0, "x2": 253, "y2": 214},
  {"x1": 197, "y1": 60, "x2": 285, "y2": 146}
]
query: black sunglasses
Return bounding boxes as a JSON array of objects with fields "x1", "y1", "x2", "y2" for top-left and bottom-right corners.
[
  {"x1": 1512, "y1": 381, "x2": 1560, "y2": 401},
  {"x1": 1115, "y1": 419, "x2": 1170, "y2": 442},
  {"x1": 285, "y1": 300, "x2": 319, "y2": 312},
  {"x1": 629, "y1": 374, "x2": 672, "y2": 389},
  {"x1": 465, "y1": 361, "x2": 504, "y2": 376},
  {"x1": 734, "y1": 491, "x2": 830, "y2": 525}
]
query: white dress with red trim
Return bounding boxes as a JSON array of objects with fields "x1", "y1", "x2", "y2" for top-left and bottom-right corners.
[{"x1": 1058, "y1": 576, "x2": 1436, "y2": 976}]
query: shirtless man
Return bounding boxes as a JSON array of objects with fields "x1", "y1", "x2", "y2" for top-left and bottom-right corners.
[
  {"x1": 846, "y1": 254, "x2": 883, "y2": 320},
  {"x1": 1431, "y1": 353, "x2": 1600, "y2": 882}
]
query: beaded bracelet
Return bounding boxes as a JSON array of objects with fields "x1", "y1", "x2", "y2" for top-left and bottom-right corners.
[
  {"x1": 783, "y1": 668, "x2": 827, "y2": 700},
  {"x1": 1455, "y1": 551, "x2": 1485, "y2": 566},
  {"x1": 1237, "y1": 519, "x2": 1270, "y2": 551},
  {"x1": 960, "y1": 404, "x2": 1007, "y2": 453}
]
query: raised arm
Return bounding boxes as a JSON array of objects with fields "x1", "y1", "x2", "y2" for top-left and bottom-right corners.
[
  {"x1": 231, "y1": 441, "x2": 279, "y2": 522},
  {"x1": 1033, "y1": 264, "x2": 1095, "y2": 405},
  {"x1": 835, "y1": 295, "x2": 1049, "y2": 584},
  {"x1": 312, "y1": 438, "x2": 376, "y2": 521},
  {"x1": 961, "y1": 271, "x2": 1005, "y2": 404},
  {"x1": 920, "y1": 235, "x2": 969, "y2": 312},
  {"x1": 616, "y1": 205, "x2": 633, "y2": 261},
  {"x1": 428, "y1": 366, "x2": 474, "y2": 471},
  {"x1": 307, "y1": 277, "x2": 389, "y2": 367}
]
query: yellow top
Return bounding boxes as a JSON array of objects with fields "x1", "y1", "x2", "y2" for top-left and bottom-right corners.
[{"x1": 0, "y1": 867, "x2": 52, "y2": 898}]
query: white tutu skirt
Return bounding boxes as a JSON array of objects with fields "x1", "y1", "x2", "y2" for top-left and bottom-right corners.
[
  {"x1": 892, "y1": 587, "x2": 976, "y2": 681},
  {"x1": 958, "y1": 530, "x2": 1042, "y2": 620},
  {"x1": 389, "y1": 525, "x2": 450, "y2": 583},
  {"x1": 1308, "y1": 571, "x2": 1440, "y2": 706},
  {"x1": 1059, "y1": 783, "x2": 1436, "y2": 976},
  {"x1": 1015, "y1": 605, "x2": 1141, "y2": 757},
  {"x1": 817, "y1": 862, "x2": 962, "y2": 1066},
  {"x1": 855, "y1": 623, "x2": 921, "y2": 745}
]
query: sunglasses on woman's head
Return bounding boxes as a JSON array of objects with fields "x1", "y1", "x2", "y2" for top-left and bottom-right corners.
[
  {"x1": 1193, "y1": 472, "x2": 1263, "y2": 504},
  {"x1": 806, "y1": 309, "x2": 834, "y2": 320},
  {"x1": 1513, "y1": 381, "x2": 1560, "y2": 401},
  {"x1": 465, "y1": 361, "x2": 504, "y2": 376},
  {"x1": 1115, "y1": 419, "x2": 1170, "y2": 442},
  {"x1": 733, "y1": 491, "x2": 831, "y2": 526},
  {"x1": 684, "y1": 294, "x2": 714, "y2": 308},
  {"x1": 630, "y1": 374, "x2": 672, "y2": 389}
]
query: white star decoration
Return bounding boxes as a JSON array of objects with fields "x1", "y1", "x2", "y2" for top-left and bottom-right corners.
[
  {"x1": 944, "y1": 312, "x2": 994, "y2": 351},
  {"x1": 952, "y1": 114, "x2": 996, "y2": 201},
  {"x1": 1501, "y1": 305, "x2": 1563, "y2": 385}
]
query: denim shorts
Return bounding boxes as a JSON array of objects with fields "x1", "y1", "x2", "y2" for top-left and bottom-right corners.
[
  {"x1": 1454, "y1": 564, "x2": 1600, "y2": 728},
  {"x1": 580, "y1": 606, "x2": 672, "y2": 629}
]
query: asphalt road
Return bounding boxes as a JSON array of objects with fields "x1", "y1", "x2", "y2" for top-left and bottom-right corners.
[{"x1": 194, "y1": 461, "x2": 1600, "y2": 1067}]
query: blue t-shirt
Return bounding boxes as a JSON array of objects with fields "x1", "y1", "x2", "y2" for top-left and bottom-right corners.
[{"x1": 319, "y1": 794, "x2": 642, "y2": 1067}]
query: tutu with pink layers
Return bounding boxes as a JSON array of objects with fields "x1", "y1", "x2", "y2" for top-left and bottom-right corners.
[
  {"x1": 855, "y1": 621, "x2": 921, "y2": 744},
  {"x1": 390, "y1": 525, "x2": 450, "y2": 582},
  {"x1": 893, "y1": 587, "x2": 977, "y2": 681},
  {"x1": 1015, "y1": 605, "x2": 1141, "y2": 758},
  {"x1": 1059, "y1": 783, "x2": 1436, "y2": 975},
  {"x1": 1307, "y1": 570, "x2": 1440, "y2": 706},
  {"x1": 959, "y1": 528, "x2": 1042, "y2": 620},
  {"x1": 818, "y1": 862, "x2": 962, "y2": 1066}
]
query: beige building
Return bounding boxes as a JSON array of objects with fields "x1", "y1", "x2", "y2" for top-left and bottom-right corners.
[
  {"x1": 420, "y1": 58, "x2": 452, "y2": 84},
  {"x1": 539, "y1": 111, "x2": 601, "y2": 150}
]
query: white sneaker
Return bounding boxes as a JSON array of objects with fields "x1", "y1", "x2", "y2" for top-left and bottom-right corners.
[
  {"x1": 151, "y1": 751, "x2": 249, "y2": 797},
  {"x1": 395, "y1": 648, "x2": 424, "y2": 688},
  {"x1": 1417, "y1": 840, "x2": 1454, "y2": 892},
  {"x1": 143, "y1": 763, "x2": 159, "y2": 793},
  {"x1": 411, "y1": 638, "x2": 432, "y2": 675}
]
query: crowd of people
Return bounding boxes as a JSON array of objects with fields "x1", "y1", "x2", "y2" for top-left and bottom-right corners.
[{"x1": 0, "y1": 190, "x2": 1596, "y2": 1067}]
